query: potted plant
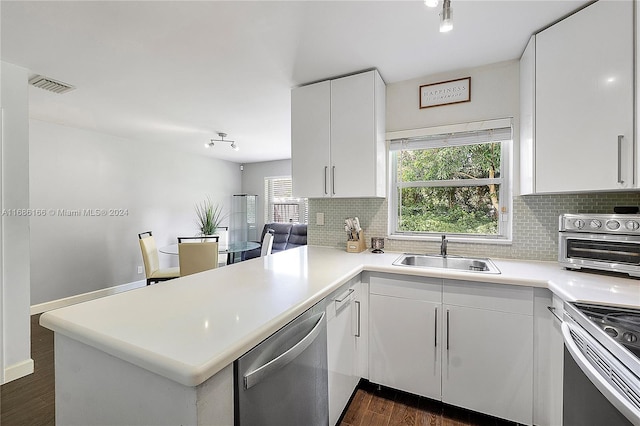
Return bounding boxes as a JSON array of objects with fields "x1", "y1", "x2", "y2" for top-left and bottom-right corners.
[{"x1": 195, "y1": 198, "x2": 227, "y2": 237}]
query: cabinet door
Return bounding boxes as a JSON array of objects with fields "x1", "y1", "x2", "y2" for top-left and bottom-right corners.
[
  {"x1": 327, "y1": 291, "x2": 357, "y2": 426},
  {"x1": 353, "y1": 281, "x2": 368, "y2": 380},
  {"x1": 330, "y1": 71, "x2": 385, "y2": 198},
  {"x1": 291, "y1": 81, "x2": 331, "y2": 198},
  {"x1": 369, "y1": 294, "x2": 441, "y2": 399},
  {"x1": 519, "y1": 35, "x2": 536, "y2": 195},
  {"x1": 442, "y1": 304, "x2": 533, "y2": 425},
  {"x1": 535, "y1": 0, "x2": 633, "y2": 192}
]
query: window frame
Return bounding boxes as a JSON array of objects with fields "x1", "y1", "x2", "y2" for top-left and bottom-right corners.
[
  {"x1": 264, "y1": 175, "x2": 308, "y2": 224},
  {"x1": 387, "y1": 118, "x2": 513, "y2": 244}
]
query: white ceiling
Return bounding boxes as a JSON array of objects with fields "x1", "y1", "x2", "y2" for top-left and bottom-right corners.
[{"x1": 1, "y1": 0, "x2": 588, "y2": 163}]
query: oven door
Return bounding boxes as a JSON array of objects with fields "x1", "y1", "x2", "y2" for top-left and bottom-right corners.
[
  {"x1": 562, "y1": 318, "x2": 640, "y2": 425},
  {"x1": 559, "y1": 232, "x2": 640, "y2": 276}
]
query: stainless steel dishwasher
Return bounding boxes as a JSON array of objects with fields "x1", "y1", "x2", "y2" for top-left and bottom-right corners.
[{"x1": 234, "y1": 301, "x2": 329, "y2": 426}]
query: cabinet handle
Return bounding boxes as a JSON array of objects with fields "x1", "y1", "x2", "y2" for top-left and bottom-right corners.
[
  {"x1": 334, "y1": 288, "x2": 354, "y2": 303},
  {"x1": 547, "y1": 306, "x2": 563, "y2": 323},
  {"x1": 324, "y1": 166, "x2": 328, "y2": 195},
  {"x1": 332, "y1": 166, "x2": 336, "y2": 195},
  {"x1": 354, "y1": 300, "x2": 361, "y2": 337},
  {"x1": 434, "y1": 307, "x2": 438, "y2": 347},
  {"x1": 446, "y1": 309, "x2": 450, "y2": 351},
  {"x1": 334, "y1": 288, "x2": 353, "y2": 314},
  {"x1": 618, "y1": 135, "x2": 624, "y2": 184}
]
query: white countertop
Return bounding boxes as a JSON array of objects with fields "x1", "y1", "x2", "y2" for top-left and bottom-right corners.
[{"x1": 40, "y1": 246, "x2": 640, "y2": 387}]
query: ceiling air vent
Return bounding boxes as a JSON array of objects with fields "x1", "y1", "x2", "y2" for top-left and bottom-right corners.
[{"x1": 28, "y1": 75, "x2": 75, "y2": 94}]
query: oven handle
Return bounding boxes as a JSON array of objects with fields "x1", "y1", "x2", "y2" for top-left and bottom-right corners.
[{"x1": 562, "y1": 321, "x2": 640, "y2": 424}]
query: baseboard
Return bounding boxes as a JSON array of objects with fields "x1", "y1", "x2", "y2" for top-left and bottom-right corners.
[
  {"x1": 30, "y1": 279, "x2": 146, "y2": 315},
  {"x1": 3, "y1": 358, "x2": 34, "y2": 384}
]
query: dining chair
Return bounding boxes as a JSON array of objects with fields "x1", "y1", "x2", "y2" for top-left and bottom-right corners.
[
  {"x1": 215, "y1": 226, "x2": 229, "y2": 266},
  {"x1": 261, "y1": 230, "x2": 274, "y2": 257},
  {"x1": 177, "y1": 236, "x2": 219, "y2": 277},
  {"x1": 138, "y1": 231, "x2": 180, "y2": 285}
]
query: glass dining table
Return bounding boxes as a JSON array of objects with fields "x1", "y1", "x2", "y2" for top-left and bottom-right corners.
[{"x1": 159, "y1": 241, "x2": 260, "y2": 265}]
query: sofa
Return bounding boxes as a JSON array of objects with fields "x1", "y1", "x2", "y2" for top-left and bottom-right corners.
[{"x1": 242, "y1": 223, "x2": 307, "y2": 260}]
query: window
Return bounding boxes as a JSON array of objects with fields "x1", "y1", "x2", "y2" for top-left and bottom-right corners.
[
  {"x1": 389, "y1": 119, "x2": 512, "y2": 241},
  {"x1": 264, "y1": 176, "x2": 308, "y2": 224}
]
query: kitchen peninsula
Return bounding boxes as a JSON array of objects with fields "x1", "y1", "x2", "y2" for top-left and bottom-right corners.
[{"x1": 40, "y1": 246, "x2": 640, "y2": 425}]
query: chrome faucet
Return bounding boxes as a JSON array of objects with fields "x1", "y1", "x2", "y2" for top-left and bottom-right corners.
[{"x1": 440, "y1": 234, "x2": 448, "y2": 257}]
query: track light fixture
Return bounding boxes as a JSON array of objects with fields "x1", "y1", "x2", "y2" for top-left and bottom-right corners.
[
  {"x1": 425, "y1": 0, "x2": 453, "y2": 32},
  {"x1": 205, "y1": 132, "x2": 239, "y2": 151}
]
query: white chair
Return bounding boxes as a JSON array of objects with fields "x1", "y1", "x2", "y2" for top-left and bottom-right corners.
[
  {"x1": 261, "y1": 231, "x2": 274, "y2": 257},
  {"x1": 138, "y1": 231, "x2": 180, "y2": 285},
  {"x1": 215, "y1": 226, "x2": 229, "y2": 266},
  {"x1": 177, "y1": 236, "x2": 219, "y2": 277}
]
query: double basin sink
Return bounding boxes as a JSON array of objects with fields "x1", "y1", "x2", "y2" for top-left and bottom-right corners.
[{"x1": 393, "y1": 253, "x2": 501, "y2": 274}]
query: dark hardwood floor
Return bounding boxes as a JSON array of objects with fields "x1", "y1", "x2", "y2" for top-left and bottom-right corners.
[
  {"x1": 340, "y1": 381, "x2": 519, "y2": 426},
  {"x1": 0, "y1": 315, "x2": 516, "y2": 426},
  {"x1": 1, "y1": 314, "x2": 55, "y2": 426}
]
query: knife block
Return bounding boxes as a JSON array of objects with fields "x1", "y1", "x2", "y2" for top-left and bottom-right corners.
[{"x1": 346, "y1": 230, "x2": 366, "y2": 253}]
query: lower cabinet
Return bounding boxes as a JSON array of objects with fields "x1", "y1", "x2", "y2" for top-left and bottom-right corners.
[
  {"x1": 369, "y1": 274, "x2": 442, "y2": 400},
  {"x1": 326, "y1": 277, "x2": 365, "y2": 426},
  {"x1": 442, "y1": 279, "x2": 533, "y2": 425},
  {"x1": 442, "y1": 306, "x2": 533, "y2": 424},
  {"x1": 368, "y1": 274, "x2": 534, "y2": 425},
  {"x1": 532, "y1": 288, "x2": 564, "y2": 426}
]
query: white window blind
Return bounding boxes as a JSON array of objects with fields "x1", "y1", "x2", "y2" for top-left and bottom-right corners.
[
  {"x1": 389, "y1": 127, "x2": 512, "y2": 151},
  {"x1": 264, "y1": 176, "x2": 308, "y2": 224}
]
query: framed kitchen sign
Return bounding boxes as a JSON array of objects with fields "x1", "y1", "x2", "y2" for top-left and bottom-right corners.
[{"x1": 419, "y1": 77, "x2": 471, "y2": 109}]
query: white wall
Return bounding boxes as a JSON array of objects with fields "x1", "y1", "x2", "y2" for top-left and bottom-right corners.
[
  {"x1": 1, "y1": 61, "x2": 33, "y2": 383},
  {"x1": 386, "y1": 59, "x2": 520, "y2": 189},
  {"x1": 29, "y1": 119, "x2": 241, "y2": 305},
  {"x1": 387, "y1": 59, "x2": 519, "y2": 131},
  {"x1": 241, "y1": 159, "x2": 291, "y2": 232}
]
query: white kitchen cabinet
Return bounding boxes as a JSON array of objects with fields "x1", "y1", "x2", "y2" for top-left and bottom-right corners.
[
  {"x1": 368, "y1": 274, "x2": 442, "y2": 400},
  {"x1": 367, "y1": 274, "x2": 534, "y2": 424},
  {"x1": 291, "y1": 80, "x2": 331, "y2": 197},
  {"x1": 354, "y1": 279, "x2": 369, "y2": 381},
  {"x1": 527, "y1": 0, "x2": 634, "y2": 193},
  {"x1": 532, "y1": 288, "x2": 564, "y2": 426},
  {"x1": 291, "y1": 70, "x2": 386, "y2": 198},
  {"x1": 442, "y1": 280, "x2": 533, "y2": 425},
  {"x1": 519, "y1": 35, "x2": 535, "y2": 195},
  {"x1": 326, "y1": 278, "x2": 363, "y2": 425}
]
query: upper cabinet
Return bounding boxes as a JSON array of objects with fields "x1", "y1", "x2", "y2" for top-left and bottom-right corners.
[
  {"x1": 291, "y1": 70, "x2": 386, "y2": 198},
  {"x1": 520, "y1": 0, "x2": 634, "y2": 194}
]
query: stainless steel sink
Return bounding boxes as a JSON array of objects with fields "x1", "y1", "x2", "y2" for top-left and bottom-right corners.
[{"x1": 393, "y1": 254, "x2": 501, "y2": 274}]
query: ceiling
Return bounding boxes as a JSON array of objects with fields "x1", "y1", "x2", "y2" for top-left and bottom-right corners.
[{"x1": 1, "y1": 0, "x2": 588, "y2": 164}]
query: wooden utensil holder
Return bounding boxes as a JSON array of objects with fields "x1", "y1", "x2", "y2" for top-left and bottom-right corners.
[{"x1": 346, "y1": 230, "x2": 366, "y2": 253}]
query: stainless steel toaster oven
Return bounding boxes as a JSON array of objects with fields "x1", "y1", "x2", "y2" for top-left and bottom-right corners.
[{"x1": 559, "y1": 213, "x2": 640, "y2": 277}]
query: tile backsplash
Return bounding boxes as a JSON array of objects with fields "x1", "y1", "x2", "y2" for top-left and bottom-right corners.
[{"x1": 308, "y1": 193, "x2": 640, "y2": 261}]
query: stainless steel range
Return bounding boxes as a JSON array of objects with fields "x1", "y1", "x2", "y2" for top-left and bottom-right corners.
[
  {"x1": 559, "y1": 213, "x2": 640, "y2": 277},
  {"x1": 563, "y1": 301, "x2": 640, "y2": 425}
]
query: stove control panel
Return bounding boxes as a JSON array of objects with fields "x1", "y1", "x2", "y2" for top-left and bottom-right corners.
[{"x1": 560, "y1": 213, "x2": 640, "y2": 235}]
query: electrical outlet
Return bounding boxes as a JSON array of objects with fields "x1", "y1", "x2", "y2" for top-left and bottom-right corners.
[
  {"x1": 316, "y1": 212, "x2": 325, "y2": 226},
  {"x1": 137, "y1": 266, "x2": 143, "y2": 274}
]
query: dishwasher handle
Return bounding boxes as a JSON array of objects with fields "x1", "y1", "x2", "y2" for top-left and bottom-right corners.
[{"x1": 244, "y1": 312, "x2": 325, "y2": 390}]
